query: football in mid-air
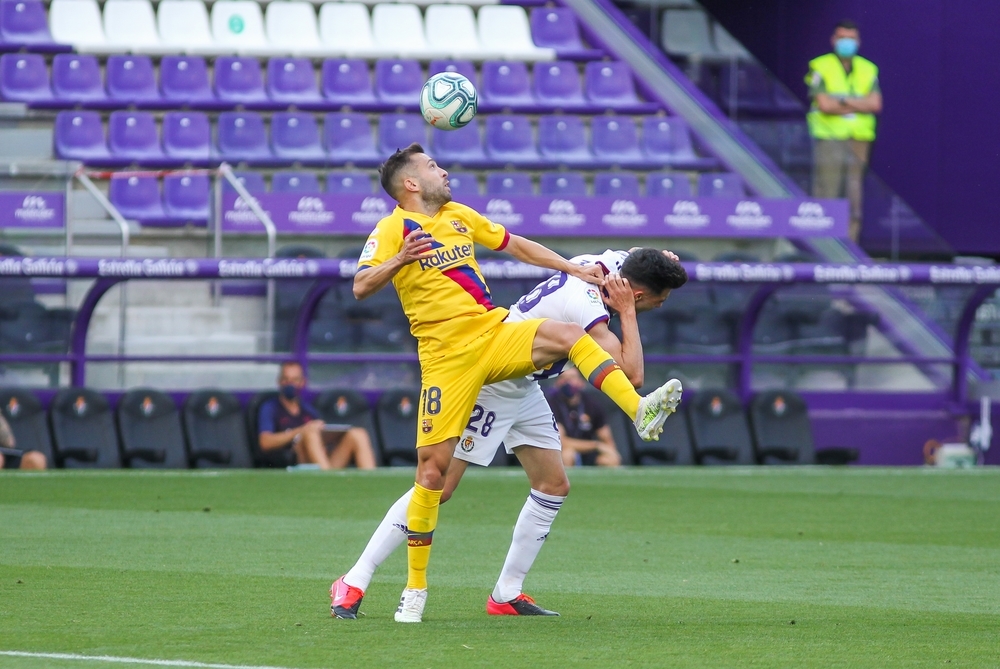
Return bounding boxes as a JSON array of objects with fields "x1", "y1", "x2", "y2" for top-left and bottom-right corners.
[{"x1": 420, "y1": 72, "x2": 478, "y2": 131}]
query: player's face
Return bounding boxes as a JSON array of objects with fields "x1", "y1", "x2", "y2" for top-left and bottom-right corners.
[
  {"x1": 414, "y1": 154, "x2": 451, "y2": 207},
  {"x1": 633, "y1": 286, "x2": 672, "y2": 313}
]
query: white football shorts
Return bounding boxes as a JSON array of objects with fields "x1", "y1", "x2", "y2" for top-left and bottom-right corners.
[{"x1": 453, "y1": 376, "x2": 562, "y2": 467}]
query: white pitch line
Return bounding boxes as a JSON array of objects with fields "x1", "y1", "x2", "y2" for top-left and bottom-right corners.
[{"x1": 0, "y1": 651, "x2": 299, "y2": 669}]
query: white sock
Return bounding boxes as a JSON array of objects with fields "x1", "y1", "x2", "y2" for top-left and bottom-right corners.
[
  {"x1": 492, "y1": 489, "x2": 565, "y2": 603},
  {"x1": 343, "y1": 487, "x2": 412, "y2": 591}
]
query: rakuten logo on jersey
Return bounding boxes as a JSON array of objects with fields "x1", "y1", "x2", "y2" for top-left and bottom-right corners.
[
  {"x1": 540, "y1": 199, "x2": 585, "y2": 227},
  {"x1": 289, "y1": 196, "x2": 334, "y2": 226},
  {"x1": 418, "y1": 243, "x2": 473, "y2": 270},
  {"x1": 789, "y1": 201, "x2": 835, "y2": 230},
  {"x1": 485, "y1": 199, "x2": 523, "y2": 226},
  {"x1": 726, "y1": 201, "x2": 772, "y2": 230},
  {"x1": 664, "y1": 200, "x2": 709, "y2": 228},
  {"x1": 351, "y1": 197, "x2": 390, "y2": 226},
  {"x1": 601, "y1": 200, "x2": 647, "y2": 228}
]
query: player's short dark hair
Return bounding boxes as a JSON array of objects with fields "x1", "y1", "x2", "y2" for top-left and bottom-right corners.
[
  {"x1": 621, "y1": 248, "x2": 688, "y2": 294},
  {"x1": 835, "y1": 19, "x2": 858, "y2": 31},
  {"x1": 379, "y1": 143, "x2": 425, "y2": 201},
  {"x1": 279, "y1": 360, "x2": 304, "y2": 376}
]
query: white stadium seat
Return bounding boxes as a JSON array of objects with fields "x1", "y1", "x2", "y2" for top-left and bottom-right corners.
[
  {"x1": 49, "y1": 0, "x2": 109, "y2": 53},
  {"x1": 210, "y1": 0, "x2": 276, "y2": 56},
  {"x1": 265, "y1": 1, "x2": 325, "y2": 57},
  {"x1": 425, "y1": 4, "x2": 498, "y2": 60},
  {"x1": 318, "y1": 3, "x2": 380, "y2": 58},
  {"x1": 372, "y1": 3, "x2": 445, "y2": 59},
  {"x1": 158, "y1": 0, "x2": 217, "y2": 55},
  {"x1": 103, "y1": 0, "x2": 167, "y2": 54},
  {"x1": 477, "y1": 5, "x2": 554, "y2": 61}
]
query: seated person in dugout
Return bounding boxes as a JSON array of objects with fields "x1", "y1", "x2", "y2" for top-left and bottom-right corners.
[
  {"x1": 0, "y1": 413, "x2": 47, "y2": 470},
  {"x1": 258, "y1": 362, "x2": 377, "y2": 469},
  {"x1": 547, "y1": 368, "x2": 621, "y2": 468}
]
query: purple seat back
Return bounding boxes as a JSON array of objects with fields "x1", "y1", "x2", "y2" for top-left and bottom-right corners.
[
  {"x1": 324, "y1": 112, "x2": 378, "y2": 161},
  {"x1": 326, "y1": 171, "x2": 373, "y2": 195},
  {"x1": 642, "y1": 116, "x2": 697, "y2": 159},
  {"x1": 530, "y1": 8, "x2": 584, "y2": 50},
  {"x1": 107, "y1": 56, "x2": 160, "y2": 104},
  {"x1": 647, "y1": 172, "x2": 692, "y2": 198},
  {"x1": 375, "y1": 59, "x2": 423, "y2": 105},
  {"x1": 430, "y1": 120, "x2": 484, "y2": 163},
  {"x1": 485, "y1": 115, "x2": 537, "y2": 162},
  {"x1": 52, "y1": 54, "x2": 106, "y2": 102},
  {"x1": 163, "y1": 174, "x2": 210, "y2": 222},
  {"x1": 109, "y1": 175, "x2": 164, "y2": 220},
  {"x1": 217, "y1": 112, "x2": 273, "y2": 162},
  {"x1": 108, "y1": 111, "x2": 162, "y2": 161},
  {"x1": 427, "y1": 60, "x2": 477, "y2": 82},
  {"x1": 378, "y1": 114, "x2": 426, "y2": 157},
  {"x1": 594, "y1": 173, "x2": 639, "y2": 197},
  {"x1": 0, "y1": 0, "x2": 57, "y2": 45},
  {"x1": 0, "y1": 53, "x2": 52, "y2": 102},
  {"x1": 540, "y1": 172, "x2": 586, "y2": 196},
  {"x1": 698, "y1": 173, "x2": 744, "y2": 198},
  {"x1": 267, "y1": 58, "x2": 321, "y2": 103},
  {"x1": 321, "y1": 59, "x2": 375, "y2": 104},
  {"x1": 538, "y1": 116, "x2": 590, "y2": 163},
  {"x1": 481, "y1": 61, "x2": 532, "y2": 106},
  {"x1": 160, "y1": 57, "x2": 215, "y2": 105},
  {"x1": 223, "y1": 171, "x2": 267, "y2": 193},
  {"x1": 486, "y1": 172, "x2": 533, "y2": 196},
  {"x1": 592, "y1": 116, "x2": 642, "y2": 162},
  {"x1": 54, "y1": 111, "x2": 109, "y2": 160},
  {"x1": 272, "y1": 172, "x2": 320, "y2": 193},
  {"x1": 214, "y1": 57, "x2": 266, "y2": 104},
  {"x1": 533, "y1": 61, "x2": 583, "y2": 106},
  {"x1": 446, "y1": 171, "x2": 479, "y2": 197},
  {"x1": 271, "y1": 112, "x2": 324, "y2": 160},
  {"x1": 162, "y1": 112, "x2": 210, "y2": 162},
  {"x1": 585, "y1": 61, "x2": 639, "y2": 105}
]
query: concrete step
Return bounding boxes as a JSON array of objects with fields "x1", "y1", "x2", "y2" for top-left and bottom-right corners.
[
  {"x1": 87, "y1": 333, "x2": 259, "y2": 356},
  {"x1": 86, "y1": 362, "x2": 279, "y2": 391},
  {"x1": 89, "y1": 305, "x2": 234, "y2": 338}
]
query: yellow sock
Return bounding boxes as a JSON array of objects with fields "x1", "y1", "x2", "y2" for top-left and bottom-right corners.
[
  {"x1": 405, "y1": 483, "x2": 442, "y2": 590},
  {"x1": 569, "y1": 335, "x2": 641, "y2": 419}
]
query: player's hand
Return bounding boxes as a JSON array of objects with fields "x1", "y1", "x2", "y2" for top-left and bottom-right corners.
[
  {"x1": 396, "y1": 230, "x2": 435, "y2": 265},
  {"x1": 602, "y1": 273, "x2": 635, "y2": 314},
  {"x1": 662, "y1": 249, "x2": 680, "y2": 262},
  {"x1": 569, "y1": 263, "x2": 605, "y2": 286}
]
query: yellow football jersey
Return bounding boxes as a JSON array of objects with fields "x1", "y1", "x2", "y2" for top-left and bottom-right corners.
[{"x1": 357, "y1": 202, "x2": 511, "y2": 356}]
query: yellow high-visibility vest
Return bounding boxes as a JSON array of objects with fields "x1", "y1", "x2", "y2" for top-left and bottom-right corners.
[{"x1": 806, "y1": 53, "x2": 878, "y2": 141}]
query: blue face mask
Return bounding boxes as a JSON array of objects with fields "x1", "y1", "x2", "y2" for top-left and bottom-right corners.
[
  {"x1": 280, "y1": 384, "x2": 299, "y2": 400},
  {"x1": 835, "y1": 37, "x2": 859, "y2": 58}
]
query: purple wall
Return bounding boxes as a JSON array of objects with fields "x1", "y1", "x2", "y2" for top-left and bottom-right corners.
[{"x1": 699, "y1": 0, "x2": 1000, "y2": 255}]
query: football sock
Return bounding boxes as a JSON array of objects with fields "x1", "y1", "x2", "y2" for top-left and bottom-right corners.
[
  {"x1": 405, "y1": 483, "x2": 442, "y2": 590},
  {"x1": 343, "y1": 487, "x2": 411, "y2": 592},
  {"x1": 568, "y1": 334, "x2": 641, "y2": 419},
  {"x1": 493, "y1": 489, "x2": 565, "y2": 603}
]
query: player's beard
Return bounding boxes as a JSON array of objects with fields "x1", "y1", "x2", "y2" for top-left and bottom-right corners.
[{"x1": 421, "y1": 182, "x2": 452, "y2": 210}]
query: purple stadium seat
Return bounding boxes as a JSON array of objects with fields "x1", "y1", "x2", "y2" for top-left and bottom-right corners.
[
  {"x1": 584, "y1": 61, "x2": 656, "y2": 112},
  {"x1": 51, "y1": 55, "x2": 107, "y2": 105},
  {"x1": 163, "y1": 112, "x2": 211, "y2": 164},
  {"x1": 272, "y1": 171, "x2": 320, "y2": 193},
  {"x1": 529, "y1": 8, "x2": 601, "y2": 60},
  {"x1": 217, "y1": 112, "x2": 275, "y2": 165},
  {"x1": 647, "y1": 172, "x2": 693, "y2": 198},
  {"x1": 480, "y1": 61, "x2": 533, "y2": 109},
  {"x1": 214, "y1": 57, "x2": 267, "y2": 106},
  {"x1": 485, "y1": 115, "x2": 540, "y2": 166},
  {"x1": 267, "y1": 58, "x2": 322, "y2": 105},
  {"x1": 378, "y1": 113, "x2": 426, "y2": 159},
  {"x1": 324, "y1": 112, "x2": 379, "y2": 166},
  {"x1": 271, "y1": 112, "x2": 325, "y2": 164},
  {"x1": 446, "y1": 171, "x2": 479, "y2": 198},
  {"x1": 321, "y1": 59, "x2": 376, "y2": 107},
  {"x1": 110, "y1": 175, "x2": 169, "y2": 225},
  {"x1": 160, "y1": 57, "x2": 218, "y2": 108},
  {"x1": 163, "y1": 174, "x2": 210, "y2": 225},
  {"x1": 326, "y1": 171, "x2": 373, "y2": 195},
  {"x1": 0, "y1": 53, "x2": 53, "y2": 105},
  {"x1": 223, "y1": 171, "x2": 267, "y2": 193},
  {"x1": 486, "y1": 172, "x2": 533, "y2": 196},
  {"x1": 106, "y1": 56, "x2": 161, "y2": 107},
  {"x1": 540, "y1": 172, "x2": 587, "y2": 196},
  {"x1": 430, "y1": 120, "x2": 487, "y2": 168},
  {"x1": 641, "y1": 116, "x2": 715, "y2": 169},
  {"x1": 427, "y1": 60, "x2": 477, "y2": 82},
  {"x1": 538, "y1": 116, "x2": 591, "y2": 165},
  {"x1": 0, "y1": 0, "x2": 67, "y2": 51},
  {"x1": 54, "y1": 110, "x2": 116, "y2": 163},
  {"x1": 108, "y1": 111, "x2": 167, "y2": 165},
  {"x1": 375, "y1": 59, "x2": 423, "y2": 107},
  {"x1": 594, "y1": 173, "x2": 640, "y2": 198},
  {"x1": 592, "y1": 116, "x2": 645, "y2": 167},
  {"x1": 698, "y1": 173, "x2": 744, "y2": 198},
  {"x1": 533, "y1": 61, "x2": 585, "y2": 108}
]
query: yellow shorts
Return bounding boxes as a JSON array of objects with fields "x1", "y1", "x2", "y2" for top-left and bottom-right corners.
[{"x1": 416, "y1": 318, "x2": 545, "y2": 447}]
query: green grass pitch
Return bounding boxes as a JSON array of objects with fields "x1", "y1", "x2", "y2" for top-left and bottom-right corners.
[{"x1": 1, "y1": 467, "x2": 999, "y2": 669}]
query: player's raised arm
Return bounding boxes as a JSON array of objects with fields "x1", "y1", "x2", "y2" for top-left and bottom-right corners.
[
  {"x1": 353, "y1": 229, "x2": 434, "y2": 300},
  {"x1": 503, "y1": 234, "x2": 605, "y2": 285},
  {"x1": 590, "y1": 273, "x2": 644, "y2": 388}
]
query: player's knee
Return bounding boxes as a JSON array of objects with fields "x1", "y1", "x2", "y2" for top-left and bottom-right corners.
[{"x1": 558, "y1": 323, "x2": 587, "y2": 351}]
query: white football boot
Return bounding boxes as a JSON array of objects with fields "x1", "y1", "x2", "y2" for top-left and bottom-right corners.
[
  {"x1": 394, "y1": 588, "x2": 428, "y2": 623},
  {"x1": 634, "y1": 378, "x2": 683, "y2": 441}
]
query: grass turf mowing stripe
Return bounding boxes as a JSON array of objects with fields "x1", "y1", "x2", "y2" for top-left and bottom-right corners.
[{"x1": 0, "y1": 651, "x2": 297, "y2": 669}]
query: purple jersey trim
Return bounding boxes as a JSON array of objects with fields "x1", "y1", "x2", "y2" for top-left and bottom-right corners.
[{"x1": 585, "y1": 315, "x2": 610, "y2": 331}]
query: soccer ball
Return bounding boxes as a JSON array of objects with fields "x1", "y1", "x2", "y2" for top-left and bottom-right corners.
[{"x1": 420, "y1": 72, "x2": 478, "y2": 131}]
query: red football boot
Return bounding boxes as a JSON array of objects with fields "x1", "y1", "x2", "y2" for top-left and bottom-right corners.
[{"x1": 486, "y1": 593, "x2": 559, "y2": 616}]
